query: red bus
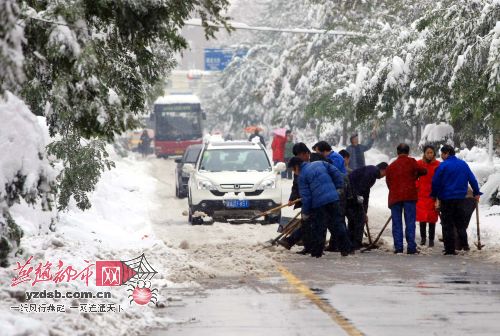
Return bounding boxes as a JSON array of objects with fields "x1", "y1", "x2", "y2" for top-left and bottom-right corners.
[{"x1": 153, "y1": 94, "x2": 205, "y2": 157}]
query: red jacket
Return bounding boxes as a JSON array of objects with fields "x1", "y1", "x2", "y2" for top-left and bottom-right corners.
[
  {"x1": 386, "y1": 155, "x2": 427, "y2": 207},
  {"x1": 271, "y1": 136, "x2": 286, "y2": 162},
  {"x1": 416, "y1": 159, "x2": 440, "y2": 223}
]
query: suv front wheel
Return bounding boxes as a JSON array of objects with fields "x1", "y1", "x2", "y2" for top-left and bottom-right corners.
[{"x1": 188, "y1": 202, "x2": 203, "y2": 225}]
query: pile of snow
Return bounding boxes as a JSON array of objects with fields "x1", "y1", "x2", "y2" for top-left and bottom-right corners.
[
  {"x1": 0, "y1": 152, "x2": 181, "y2": 336},
  {"x1": 480, "y1": 173, "x2": 500, "y2": 206},
  {"x1": 418, "y1": 122, "x2": 454, "y2": 148}
]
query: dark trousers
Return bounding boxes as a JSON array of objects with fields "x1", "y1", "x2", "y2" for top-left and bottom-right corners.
[
  {"x1": 326, "y1": 192, "x2": 348, "y2": 250},
  {"x1": 286, "y1": 226, "x2": 303, "y2": 247},
  {"x1": 346, "y1": 200, "x2": 365, "y2": 250},
  {"x1": 419, "y1": 222, "x2": 436, "y2": 241},
  {"x1": 312, "y1": 202, "x2": 351, "y2": 257},
  {"x1": 440, "y1": 199, "x2": 469, "y2": 253}
]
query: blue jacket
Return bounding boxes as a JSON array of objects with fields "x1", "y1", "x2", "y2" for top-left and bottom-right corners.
[
  {"x1": 327, "y1": 151, "x2": 346, "y2": 174},
  {"x1": 430, "y1": 155, "x2": 481, "y2": 200},
  {"x1": 349, "y1": 165, "x2": 380, "y2": 210},
  {"x1": 299, "y1": 161, "x2": 345, "y2": 214}
]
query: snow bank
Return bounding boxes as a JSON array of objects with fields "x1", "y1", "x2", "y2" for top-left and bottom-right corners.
[{"x1": 0, "y1": 152, "x2": 178, "y2": 336}]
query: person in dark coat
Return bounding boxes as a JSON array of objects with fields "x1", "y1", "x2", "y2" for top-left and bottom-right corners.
[
  {"x1": 345, "y1": 132, "x2": 376, "y2": 170},
  {"x1": 386, "y1": 143, "x2": 427, "y2": 254},
  {"x1": 339, "y1": 150, "x2": 352, "y2": 174},
  {"x1": 249, "y1": 129, "x2": 266, "y2": 147},
  {"x1": 289, "y1": 157, "x2": 352, "y2": 257},
  {"x1": 139, "y1": 130, "x2": 152, "y2": 157},
  {"x1": 278, "y1": 143, "x2": 311, "y2": 253},
  {"x1": 346, "y1": 163, "x2": 388, "y2": 249},
  {"x1": 431, "y1": 145, "x2": 481, "y2": 255}
]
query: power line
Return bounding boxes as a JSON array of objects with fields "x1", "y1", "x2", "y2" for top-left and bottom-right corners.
[{"x1": 185, "y1": 19, "x2": 364, "y2": 37}]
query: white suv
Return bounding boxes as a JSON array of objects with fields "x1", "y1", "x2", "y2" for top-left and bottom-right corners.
[{"x1": 184, "y1": 140, "x2": 286, "y2": 224}]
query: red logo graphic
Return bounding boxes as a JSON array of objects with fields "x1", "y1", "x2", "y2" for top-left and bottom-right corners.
[
  {"x1": 96, "y1": 254, "x2": 157, "y2": 287},
  {"x1": 95, "y1": 261, "x2": 137, "y2": 286},
  {"x1": 128, "y1": 280, "x2": 158, "y2": 305}
]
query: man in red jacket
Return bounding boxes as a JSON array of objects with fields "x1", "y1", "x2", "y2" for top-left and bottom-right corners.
[{"x1": 386, "y1": 143, "x2": 427, "y2": 254}]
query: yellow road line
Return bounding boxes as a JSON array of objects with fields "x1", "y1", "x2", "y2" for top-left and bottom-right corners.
[{"x1": 277, "y1": 264, "x2": 364, "y2": 336}]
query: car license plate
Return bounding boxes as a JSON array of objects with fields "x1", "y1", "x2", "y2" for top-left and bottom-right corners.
[{"x1": 225, "y1": 200, "x2": 250, "y2": 208}]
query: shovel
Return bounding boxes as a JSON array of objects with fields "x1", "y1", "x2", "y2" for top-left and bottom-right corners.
[
  {"x1": 364, "y1": 215, "x2": 373, "y2": 245},
  {"x1": 227, "y1": 199, "x2": 301, "y2": 224},
  {"x1": 474, "y1": 202, "x2": 485, "y2": 250},
  {"x1": 361, "y1": 216, "x2": 392, "y2": 253},
  {"x1": 258, "y1": 212, "x2": 302, "y2": 250}
]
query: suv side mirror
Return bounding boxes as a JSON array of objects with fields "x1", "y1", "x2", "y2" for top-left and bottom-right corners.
[
  {"x1": 274, "y1": 162, "x2": 286, "y2": 173},
  {"x1": 174, "y1": 158, "x2": 182, "y2": 163},
  {"x1": 182, "y1": 163, "x2": 195, "y2": 174}
]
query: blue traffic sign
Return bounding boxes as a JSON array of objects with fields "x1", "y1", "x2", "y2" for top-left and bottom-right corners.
[{"x1": 204, "y1": 48, "x2": 248, "y2": 71}]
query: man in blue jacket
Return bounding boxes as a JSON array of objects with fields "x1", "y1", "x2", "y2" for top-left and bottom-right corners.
[
  {"x1": 288, "y1": 157, "x2": 352, "y2": 257},
  {"x1": 431, "y1": 145, "x2": 482, "y2": 255},
  {"x1": 316, "y1": 141, "x2": 346, "y2": 174}
]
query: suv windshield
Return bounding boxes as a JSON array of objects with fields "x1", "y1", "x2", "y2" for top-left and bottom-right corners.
[{"x1": 199, "y1": 148, "x2": 271, "y2": 172}]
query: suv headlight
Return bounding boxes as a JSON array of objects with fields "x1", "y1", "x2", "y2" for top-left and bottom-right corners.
[
  {"x1": 257, "y1": 178, "x2": 276, "y2": 190},
  {"x1": 197, "y1": 179, "x2": 217, "y2": 190}
]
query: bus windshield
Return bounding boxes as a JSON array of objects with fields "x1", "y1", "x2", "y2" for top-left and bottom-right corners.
[{"x1": 154, "y1": 104, "x2": 202, "y2": 141}]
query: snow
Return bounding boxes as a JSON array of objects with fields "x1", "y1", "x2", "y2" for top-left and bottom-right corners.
[
  {"x1": 418, "y1": 122, "x2": 454, "y2": 147},
  {"x1": 0, "y1": 92, "x2": 55, "y2": 210},
  {"x1": 47, "y1": 20, "x2": 81, "y2": 58},
  {"x1": 0, "y1": 153, "x2": 180, "y2": 335},
  {"x1": 154, "y1": 94, "x2": 200, "y2": 105},
  {"x1": 107, "y1": 88, "x2": 121, "y2": 106}
]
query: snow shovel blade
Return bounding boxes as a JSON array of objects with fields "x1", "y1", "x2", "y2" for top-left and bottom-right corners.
[
  {"x1": 360, "y1": 242, "x2": 380, "y2": 253},
  {"x1": 227, "y1": 218, "x2": 259, "y2": 224}
]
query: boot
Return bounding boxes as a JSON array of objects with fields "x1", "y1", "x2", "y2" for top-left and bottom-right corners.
[
  {"x1": 428, "y1": 224, "x2": 435, "y2": 247},
  {"x1": 420, "y1": 222, "x2": 427, "y2": 246},
  {"x1": 295, "y1": 248, "x2": 309, "y2": 255}
]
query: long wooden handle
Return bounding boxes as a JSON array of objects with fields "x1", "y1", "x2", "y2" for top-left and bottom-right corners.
[
  {"x1": 476, "y1": 202, "x2": 481, "y2": 243},
  {"x1": 372, "y1": 216, "x2": 392, "y2": 245},
  {"x1": 250, "y1": 198, "x2": 301, "y2": 220}
]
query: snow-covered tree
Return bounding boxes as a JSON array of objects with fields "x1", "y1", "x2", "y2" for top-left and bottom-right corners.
[
  {"x1": 345, "y1": 0, "x2": 500, "y2": 148},
  {"x1": 0, "y1": 0, "x2": 230, "y2": 265}
]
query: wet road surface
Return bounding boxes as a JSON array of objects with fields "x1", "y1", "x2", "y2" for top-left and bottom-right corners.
[
  {"x1": 151, "y1": 248, "x2": 500, "y2": 336},
  {"x1": 149, "y1": 158, "x2": 500, "y2": 335}
]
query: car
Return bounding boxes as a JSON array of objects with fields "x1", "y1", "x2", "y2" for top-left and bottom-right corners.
[
  {"x1": 184, "y1": 140, "x2": 286, "y2": 225},
  {"x1": 175, "y1": 144, "x2": 203, "y2": 198}
]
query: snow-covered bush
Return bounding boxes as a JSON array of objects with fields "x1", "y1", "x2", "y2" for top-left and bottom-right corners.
[
  {"x1": 0, "y1": 92, "x2": 56, "y2": 266},
  {"x1": 418, "y1": 122, "x2": 454, "y2": 150}
]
